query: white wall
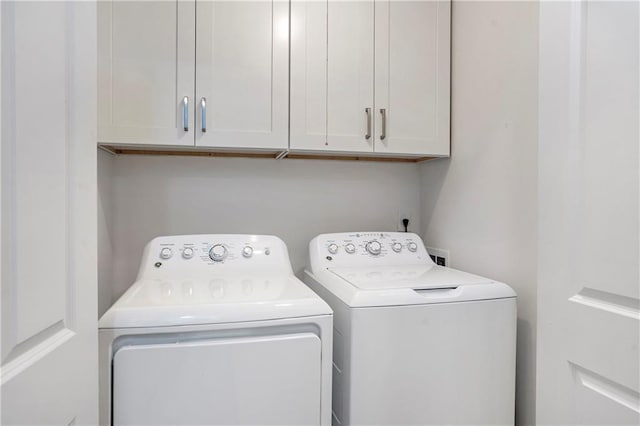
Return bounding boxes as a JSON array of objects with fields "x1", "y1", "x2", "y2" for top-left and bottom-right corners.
[
  {"x1": 98, "y1": 149, "x2": 115, "y2": 316},
  {"x1": 98, "y1": 154, "x2": 421, "y2": 314},
  {"x1": 419, "y1": 1, "x2": 538, "y2": 425}
]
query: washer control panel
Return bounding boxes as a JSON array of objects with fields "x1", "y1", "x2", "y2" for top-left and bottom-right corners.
[
  {"x1": 138, "y1": 234, "x2": 293, "y2": 279},
  {"x1": 309, "y1": 232, "x2": 432, "y2": 271}
]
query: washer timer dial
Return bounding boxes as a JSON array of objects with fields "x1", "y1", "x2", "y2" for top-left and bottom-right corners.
[
  {"x1": 366, "y1": 240, "x2": 382, "y2": 255},
  {"x1": 209, "y1": 244, "x2": 228, "y2": 262}
]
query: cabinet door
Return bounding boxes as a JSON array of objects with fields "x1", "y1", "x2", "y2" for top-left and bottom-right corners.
[
  {"x1": 196, "y1": 1, "x2": 288, "y2": 151},
  {"x1": 290, "y1": 1, "x2": 374, "y2": 153},
  {"x1": 98, "y1": 1, "x2": 195, "y2": 146},
  {"x1": 290, "y1": 0, "x2": 328, "y2": 150},
  {"x1": 374, "y1": 0, "x2": 450, "y2": 156}
]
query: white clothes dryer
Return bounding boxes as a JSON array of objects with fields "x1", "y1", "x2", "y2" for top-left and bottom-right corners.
[
  {"x1": 99, "y1": 235, "x2": 332, "y2": 426},
  {"x1": 304, "y1": 232, "x2": 516, "y2": 426}
]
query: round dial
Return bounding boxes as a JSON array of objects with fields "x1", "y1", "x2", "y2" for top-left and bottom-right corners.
[
  {"x1": 366, "y1": 240, "x2": 382, "y2": 255},
  {"x1": 159, "y1": 247, "x2": 173, "y2": 259},
  {"x1": 345, "y1": 243, "x2": 356, "y2": 254},
  {"x1": 391, "y1": 242, "x2": 403, "y2": 253},
  {"x1": 407, "y1": 242, "x2": 418, "y2": 252},
  {"x1": 242, "y1": 246, "x2": 254, "y2": 258},
  {"x1": 209, "y1": 244, "x2": 228, "y2": 262},
  {"x1": 182, "y1": 247, "x2": 194, "y2": 259},
  {"x1": 328, "y1": 243, "x2": 339, "y2": 254}
]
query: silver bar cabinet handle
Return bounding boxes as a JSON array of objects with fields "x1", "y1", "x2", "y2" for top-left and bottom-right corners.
[
  {"x1": 201, "y1": 97, "x2": 207, "y2": 132},
  {"x1": 365, "y1": 108, "x2": 372, "y2": 140},
  {"x1": 380, "y1": 108, "x2": 387, "y2": 140},
  {"x1": 182, "y1": 96, "x2": 189, "y2": 131}
]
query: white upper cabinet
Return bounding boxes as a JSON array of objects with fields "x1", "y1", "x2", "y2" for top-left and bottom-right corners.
[
  {"x1": 98, "y1": 1, "x2": 195, "y2": 146},
  {"x1": 290, "y1": 0, "x2": 450, "y2": 157},
  {"x1": 99, "y1": 0, "x2": 450, "y2": 157},
  {"x1": 98, "y1": 0, "x2": 288, "y2": 151},
  {"x1": 374, "y1": 0, "x2": 450, "y2": 156},
  {"x1": 195, "y1": 1, "x2": 289, "y2": 150}
]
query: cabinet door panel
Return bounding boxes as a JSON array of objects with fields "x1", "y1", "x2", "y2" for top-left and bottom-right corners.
[
  {"x1": 290, "y1": 0, "x2": 374, "y2": 153},
  {"x1": 374, "y1": 0, "x2": 450, "y2": 156},
  {"x1": 290, "y1": 0, "x2": 328, "y2": 150},
  {"x1": 326, "y1": 1, "x2": 374, "y2": 152},
  {"x1": 196, "y1": 1, "x2": 288, "y2": 150},
  {"x1": 98, "y1": 1, "x2": 195, "y2": 146}
]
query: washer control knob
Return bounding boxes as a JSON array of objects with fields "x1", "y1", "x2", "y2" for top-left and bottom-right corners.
[
  {"x1": 366, "y1": 240, "x2": 382, "y2": 255},
  {"x1": 209, "y1": 244, "x2": 228, "y2": 262},
  {"x1": 328, "y1": 243, "x2": 339, "y2": 254},
  {"x1": 182, "y1": 247, "x2": 194, "y2": 259},
  {"x1": 392, "y1": 243, "x2": 403, "y2": 253},
  {"x1": 407, "y1": 242, "x2": 418, "y2": 252},
  {"x1": 345, "y1": 243, "x2": 356, "y2": 254},
  {"x1": 242, "y1": 246, "x2": 254, "y2": 258},
  {"x1": 160, "y1": 247, "x2": 173, "y2": 259}
]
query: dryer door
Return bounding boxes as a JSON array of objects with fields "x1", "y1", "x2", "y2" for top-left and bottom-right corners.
[{"x1": 112, "y1": 333, "x2": 321, "y2": 425}]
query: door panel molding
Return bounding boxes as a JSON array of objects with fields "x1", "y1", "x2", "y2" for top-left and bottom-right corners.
[
  {"x1": 571, "y1": 363, "x2": 640, "y2": 414},
  {"x1": 1, "y1": 323, "x2": 74, "y2": 385},
  {"x1": 569, "y1": 288, "x2": 640, "y2": 320}
]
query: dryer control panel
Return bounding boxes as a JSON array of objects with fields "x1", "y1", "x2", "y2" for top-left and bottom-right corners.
[
  {"x1": 137, "y1": 234, "x2": 293, "y2": 279},
  {"x1": 308, "y1": 232, "x2": 433, "y2": 272}
]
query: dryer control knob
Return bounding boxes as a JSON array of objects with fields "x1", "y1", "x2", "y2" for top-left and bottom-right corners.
[
  {"x1": 407, "y1": 242, "x2": 418, "y2": 252},
  {"x1": 209, "y1": 244, "x2": 228, "y2": 262},
  {"x1": 328, "y1": 243, "x2": 339, "y2": 254},
  {"x1": 182, "y1": 247, "x2": 194, "y2": 259},
  {"x1": 392, "y1": 242, "x2": 403, "y2": 253},
  {"x1": 345, "y1": 243, "x2": 356, "y2": 254},
  {"x1": 242, "y1": 246, "x2": 253, "y2": 258},
  {"x1": 160, "y1": 247, "x2": 173, "y2": 259},
  {"x1": 366, "y1": 240, "x2": 382, "y2": 255}
]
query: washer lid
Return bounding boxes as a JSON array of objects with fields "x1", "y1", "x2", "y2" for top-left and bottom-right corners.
[
  {"x1": 99, "y1": 275, "x2": 331, "y2": 329},
  {"x1": 328, "y1": 264, "x2": 491, "y2": 290}
]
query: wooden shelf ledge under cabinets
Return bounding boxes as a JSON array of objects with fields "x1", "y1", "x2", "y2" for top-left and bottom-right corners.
[{"x1": 98, "y1": 145, "x2": 438, "y2": 163}]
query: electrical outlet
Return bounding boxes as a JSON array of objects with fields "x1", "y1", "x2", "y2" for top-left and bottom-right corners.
[
  {"x1": 426, "y1": 246, "x2": 450, "y2": 267},
  {"x1": 395, "y1": 211, "x2": 414, "y2": 232}
]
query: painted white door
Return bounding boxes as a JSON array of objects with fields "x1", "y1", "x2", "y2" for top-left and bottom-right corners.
[
  {"x1": 98, "y1": 0, "x2": 195, "y2": 146},
  {"x1": 374, "y1": 0, "x2": 450, "y2": 156},
  {"x1": 537, "y1": 1, "x2": 639, "y2": 425},
  {"x1": 1, "y1": 1, "x2": 98, "y2": 425},
  {"x1": 290, "y1": 0, "x2": 374, "y2": 153},
  {"x1": 195, "y1": 1, "x2": 288, "y2": 151}
]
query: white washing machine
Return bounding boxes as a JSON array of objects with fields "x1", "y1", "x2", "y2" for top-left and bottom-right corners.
[
  {"x1": 304, "y1": 232, "x2": 516, "y2": 426},
  {"x1": 99, "y1": 234, "x2": 332, "y2": 426}
]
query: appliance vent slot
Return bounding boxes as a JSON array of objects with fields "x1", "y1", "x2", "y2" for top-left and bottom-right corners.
[{"x1": 414, "y1": 286, "x2": 458, "y2": 294}]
